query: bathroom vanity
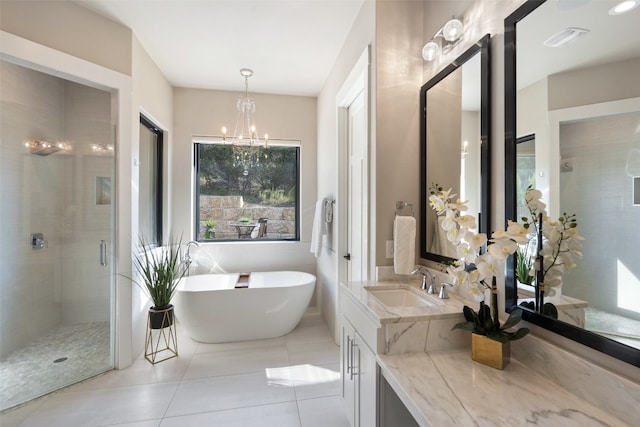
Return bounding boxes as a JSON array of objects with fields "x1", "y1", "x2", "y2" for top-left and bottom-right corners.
[{"x1": 339, "y1": 274, "x2": 638, "y2": 426}]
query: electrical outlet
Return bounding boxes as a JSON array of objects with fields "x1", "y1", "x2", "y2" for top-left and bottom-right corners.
[{"x1": 386, "y1": 240, "x2": 394, "y2": 258}]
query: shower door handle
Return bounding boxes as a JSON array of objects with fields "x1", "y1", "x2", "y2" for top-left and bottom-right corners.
[{"x1": 99, "y1": 240, "x2": 108, "y2": 267}]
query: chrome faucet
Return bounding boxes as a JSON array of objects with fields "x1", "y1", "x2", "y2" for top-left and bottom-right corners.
[
  {"x1": 438, "y1": 283, "x2": 452, "y2": 299},
  {"x1": 411, "y1": 266, "x2": 436, "y2": 294},
  {"x1": 181, "y1": 240, "x2": 200, "y2": 273}
]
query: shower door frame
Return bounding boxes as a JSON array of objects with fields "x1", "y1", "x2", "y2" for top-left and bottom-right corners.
[{"x1": 0, "y1": 30, "x2": 135, "y2": 369}]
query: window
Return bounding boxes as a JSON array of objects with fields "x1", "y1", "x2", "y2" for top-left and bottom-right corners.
[
  {"x1": 139, "y1": 115, "x2": 163, "y2": 245},
  {"x1": 194, "y1": 141, "x2": 300, "y2": 241}
]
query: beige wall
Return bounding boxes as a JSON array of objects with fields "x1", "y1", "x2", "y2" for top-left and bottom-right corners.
[
  {"x1": 170, "y1": 88, "x2": 318, "y2": 301},
  {"x1": 549, "y1": 57, "x2": 640, "y2": 110},
  {"x1": 375, "y1": 0, "x2": 424, "y2": 267},
  {"x1": 130, "y1": 36, "x2": 175, "y2": 357},
  {"x1": 316, "y1": 0, "x2": 375, "y2": 340},
  {"x1": 0, "y1": 0, "x2": 132, "y2": 76}
]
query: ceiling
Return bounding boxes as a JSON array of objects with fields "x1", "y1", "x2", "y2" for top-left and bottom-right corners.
[
  {"x1": 75, "y1": 0, "x2": 365, "y2": 97},
  {"x1": 517, "y1": 0, "x2": 640, "y2": 89}
]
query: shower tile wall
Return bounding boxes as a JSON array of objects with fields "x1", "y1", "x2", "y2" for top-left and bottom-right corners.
[
  {"x1": 0, "y1": 60, "x2": 112, "y2": 358},
  {"x1": 1, "y1": 61, "x2": 66, "y2": 357},
  {"x1": 559, "y1": 112, "x2": 640, "y2": 319}
]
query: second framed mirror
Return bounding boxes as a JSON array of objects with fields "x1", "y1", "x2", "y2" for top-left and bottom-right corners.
[{"x1": 420, "y1": 34, "x2": 491, "y2": 263}]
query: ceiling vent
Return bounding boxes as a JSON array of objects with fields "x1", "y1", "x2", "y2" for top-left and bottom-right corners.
[{"x1": 543, "y1": 27, "x2": 589, "y2": 48}]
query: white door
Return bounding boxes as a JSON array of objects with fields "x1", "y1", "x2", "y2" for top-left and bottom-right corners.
[{"x1": 347, "y1": 89, "x2": 368, "y2": 282}]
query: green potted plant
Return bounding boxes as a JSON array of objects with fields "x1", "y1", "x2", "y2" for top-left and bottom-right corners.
[
  {"x1": 129, "y1": 235, "x2": 187, "y2": 329},
  {"x1": 453, "y1": 301, "x2": 530, "y2": 369},
  {"x1": 204, "y1": 219, "x2": 216, "y2": 239},
  {"x1": 515, "y1": 246, "x2": 534, "y2": 286}
]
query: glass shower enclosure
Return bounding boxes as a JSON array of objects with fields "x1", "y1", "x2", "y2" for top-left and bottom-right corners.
[{"x1": 0, "y1": 59, "x2": 115, "y2": 410}]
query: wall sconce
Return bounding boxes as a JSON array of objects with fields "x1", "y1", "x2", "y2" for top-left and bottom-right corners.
[{"x1": 422, "y1": 18, "x2": 465, "y2": 61}]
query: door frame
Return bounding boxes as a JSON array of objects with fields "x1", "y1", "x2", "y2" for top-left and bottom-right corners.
[{"x1": 336, "y1": 47, "x2": 372, "y2": 341}]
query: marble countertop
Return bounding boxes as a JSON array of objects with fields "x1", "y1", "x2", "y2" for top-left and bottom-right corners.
[
  {"x1": 341, "y1": 279, "x2": 470, "y2": 324},
  {"x1": 378, "y1": 351, "x2": 627, "y2": 427}
]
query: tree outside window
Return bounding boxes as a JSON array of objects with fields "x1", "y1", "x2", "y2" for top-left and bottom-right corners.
[{"x1": 195, "y1": 142, "x2": 300, "y2": 241}]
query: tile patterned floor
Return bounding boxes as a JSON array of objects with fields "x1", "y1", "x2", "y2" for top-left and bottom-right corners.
[{"x1": 0, "y1": 311, "x2": 349, "y2": 427}]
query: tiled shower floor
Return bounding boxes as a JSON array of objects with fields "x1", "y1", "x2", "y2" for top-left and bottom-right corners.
[{"x1": 0, "y1": 321, "x2": 112, "y2": 411}]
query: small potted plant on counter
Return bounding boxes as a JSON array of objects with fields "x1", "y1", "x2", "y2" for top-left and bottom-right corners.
[{"x1": 453, "y1": 296, "x2": 530, "y2": 369}]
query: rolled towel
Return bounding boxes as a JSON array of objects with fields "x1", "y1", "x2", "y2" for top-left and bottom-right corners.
[
  {"x1": 310, "y1": 199, "x2": 325, "y2": 257},
  {"x1": 393, "y1": 216, "x2": 416, "y2": 275}
]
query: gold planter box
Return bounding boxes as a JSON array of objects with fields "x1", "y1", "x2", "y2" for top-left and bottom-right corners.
[{"x1": 471, "y1": 333, "x2": 510, "y2": 370}]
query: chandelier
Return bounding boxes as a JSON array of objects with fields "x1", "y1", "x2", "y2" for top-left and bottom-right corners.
[{"x1": 222, "y1": 68, "x2": 268, "y2": 175}]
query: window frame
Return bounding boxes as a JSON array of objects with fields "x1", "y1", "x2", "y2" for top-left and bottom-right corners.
[
  {"x1": 193, "y1": 138, "x2": 301, "y2": 242},
  {"x1": 139, "y1": 114, "x2": 163, "y2": 246}
]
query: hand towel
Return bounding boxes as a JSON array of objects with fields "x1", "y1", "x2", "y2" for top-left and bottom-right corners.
[
  {"x1": 310, "y1": 199, "x2": 325, "y2": 257},
  {"x1": 430, "y1": 216, "x2": 458, "y2": 259},
  {"x1": 393, "y1": 216, "x2": 416, "y2": 275}
]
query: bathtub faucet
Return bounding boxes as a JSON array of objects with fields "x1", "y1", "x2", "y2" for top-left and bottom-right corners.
[{"x1": 181, "y1": 240, "x2": 200, "y2": 274}]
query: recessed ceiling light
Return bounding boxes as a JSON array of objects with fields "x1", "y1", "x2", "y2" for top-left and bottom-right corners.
[
  {"x1": 543, "y1": 27, "x2": 590, "y2": 48},
  {"x1": 609, "y1": 0, "x2": 640, "y2": 15}
]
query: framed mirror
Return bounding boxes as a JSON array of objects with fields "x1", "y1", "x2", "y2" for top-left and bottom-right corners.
[
  {"x1": 505, "y1": 0, "x2": 640, "y2": 367},
  {"x1": 420, "y1": 34, "x2": 491, "y2": 263}
]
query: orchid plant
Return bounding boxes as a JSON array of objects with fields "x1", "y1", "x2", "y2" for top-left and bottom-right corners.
[
  {"x1": 428, "y1": 185, "x2": 527, "y2": 301},
  {"x1": 429, "y1": 185, "x2": 529, "y2": 341},
  {"x1": 518, "y1": 187, "x2": 584, "y2": 298}
]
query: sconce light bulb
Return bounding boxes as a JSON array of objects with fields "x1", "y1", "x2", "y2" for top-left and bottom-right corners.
[
  {"x1": 422, "y1": 41, "x2": 440, "y2": 61},
  {"x1": 443, "y1": 18, "x2": 463, "y2": 42}
]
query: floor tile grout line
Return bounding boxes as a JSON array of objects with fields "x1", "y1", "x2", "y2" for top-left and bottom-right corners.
[
  {"x1": 158, "y1": 400, "x2": 300, "y2": 424},
  {"x1": 285, "y1": 332, "x2": 305, "y2": 427}
]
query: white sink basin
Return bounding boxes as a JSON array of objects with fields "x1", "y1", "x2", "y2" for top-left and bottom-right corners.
[{"x1": 367, "y1": 287, "x2": 435, "y2": 307}]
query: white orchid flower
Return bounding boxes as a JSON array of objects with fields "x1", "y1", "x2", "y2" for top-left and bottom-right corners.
[
  {"x1": 488, "y1": 239, "x2": 518, "y2": 261},
  {"x1": 452, "y1": 198, "x2": 469, "y2": 212},
  {"x1": 465, "y1": 230, "x2": 487, "y2": 250},
  {"x1": 441, "y1": 211, "x2": 457, "y2": 231},
  {"x1": 526, "y1": 188, "x2": 543, "y2": 201},
  {"x1": 475, "y1": 253, "x2": 499, "y2": 279},
  {"x1": 457, "y1": 214, "x2": 476, "y2": 229},
  {"x1": 504, "y1": 220, "x2": 531, "y2": 244},
  {"x1": 429, "y1": 194, "x2": 446, "y2": 213},
  {"x1": 447, "y1": 226, "x2": 463, "y2": 245},
  {"x1": 544, "y1": 275, "x2": 562, "y2": 288},
  {"x1": 457, "y1": 242, "x2": 477, "y2": 264},
  {"x1": 467, "y1": 268, "x2": 482, "y2": 284}
]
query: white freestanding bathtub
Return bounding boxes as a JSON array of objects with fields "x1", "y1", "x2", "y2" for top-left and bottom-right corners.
[{"x1": 173, "y1": 271, "x2": 315, "y2": 343}]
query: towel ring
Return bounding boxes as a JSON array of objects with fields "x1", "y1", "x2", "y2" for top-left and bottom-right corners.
[{"x1": 395, "y1": 201, "x2": 414, "y2": 217}]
